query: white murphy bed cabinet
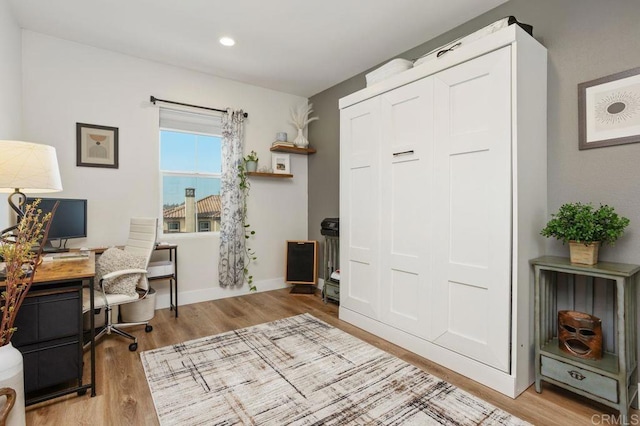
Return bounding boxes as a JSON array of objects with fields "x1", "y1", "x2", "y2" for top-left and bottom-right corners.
[{"x1": 339, "y1": 25, "x2": 547, "y2": 397}]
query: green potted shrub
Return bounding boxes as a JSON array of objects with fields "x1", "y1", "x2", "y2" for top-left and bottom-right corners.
[
  {"x1": 244, "y1": 150, "x2": 258, "y2": 173},
  {"x1": 541, "y1": 202, "x2": 630, "y2": 265}
]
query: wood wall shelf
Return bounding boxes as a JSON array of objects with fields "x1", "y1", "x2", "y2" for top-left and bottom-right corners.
[
  {"x1": 246, "y1": 172, "x2": 293, "y2": 178},
  {"x1": 270, "y1": 145, "x2": 316, "y2": 155}
]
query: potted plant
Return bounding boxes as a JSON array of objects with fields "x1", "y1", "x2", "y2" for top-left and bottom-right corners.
[
  {"x1": 541, "y1": 202, "x2": 630, "y2": 265},
  {"x1": 244, "y1": 150, "x2": 259, "y2": 173}
]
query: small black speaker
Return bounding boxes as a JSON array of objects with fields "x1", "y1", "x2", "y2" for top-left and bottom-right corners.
[{"x1": 286, "y1": 241, "x2": 318, "y2": 292}]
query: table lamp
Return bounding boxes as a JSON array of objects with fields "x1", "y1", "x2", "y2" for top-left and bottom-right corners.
[{"x1": 0, "y1": 140, "x2": 63, "y2": 235}]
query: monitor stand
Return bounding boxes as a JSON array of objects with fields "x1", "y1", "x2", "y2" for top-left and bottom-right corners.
[{"x1": 41, "y1": 240, "x2": 69, "y2": 253}]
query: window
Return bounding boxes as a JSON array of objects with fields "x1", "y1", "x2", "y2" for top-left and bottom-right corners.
[{"x1": 159, "y1": 108, "x2": 222, "y2": 234}]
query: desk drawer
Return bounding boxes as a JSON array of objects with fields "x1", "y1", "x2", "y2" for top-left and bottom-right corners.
[
  {"x1": 21, "y1": 336, "x2": 80, "y2": 393},
  {"x1": 12, "y1": 289, "x2": 80, "y2": 346},
  {"x1": 541, "y1": 356, "x2": 617, "y2": 402}
]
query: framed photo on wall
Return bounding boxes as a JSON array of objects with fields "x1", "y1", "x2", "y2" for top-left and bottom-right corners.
[
  {"x1": 579, "y1": 67, "x2": 640, "y2": 150},
  {"x1": 76, "y1": 122, "x2": 119, "y2": 168},
  {"x1": 272, "y1": 153, "x2": 291, "y2": 174}
]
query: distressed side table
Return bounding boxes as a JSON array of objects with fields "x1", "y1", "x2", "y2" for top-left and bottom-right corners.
[{"x1": 531, "y1": 256, "x2": 640, "y2": 425}]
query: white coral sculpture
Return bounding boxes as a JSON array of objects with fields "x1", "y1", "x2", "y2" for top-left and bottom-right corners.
[{"x1": 290, "y1": 103, "x2": 319, "y2": 130}]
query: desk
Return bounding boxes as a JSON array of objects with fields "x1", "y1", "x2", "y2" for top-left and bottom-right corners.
[{"x1": 10, "y1": 253, "x2": 96, "y2": 405}]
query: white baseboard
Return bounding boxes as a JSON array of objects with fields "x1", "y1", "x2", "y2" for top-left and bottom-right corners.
[{"x1": 153, "y1": 277, "x2": 288, "y2": 310}]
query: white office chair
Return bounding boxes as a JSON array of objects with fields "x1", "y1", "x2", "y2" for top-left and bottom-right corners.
[{"x1": 83, "y1": 217, "x2": 157, "y2": 351}]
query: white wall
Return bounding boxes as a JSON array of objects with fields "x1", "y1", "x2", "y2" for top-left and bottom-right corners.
[
  {"x1": 0, "y1": 0, "x2": 22, "y2": 228},
  {"x1": 20, "y1": 31, "x2": 310, "y2": 306}
]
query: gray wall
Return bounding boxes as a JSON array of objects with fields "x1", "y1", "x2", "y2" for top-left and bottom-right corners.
[{"x1": 309, "y1": 0, "x2": 640, "y2": 276}]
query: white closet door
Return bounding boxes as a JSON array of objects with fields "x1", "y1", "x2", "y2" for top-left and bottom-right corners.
[
  {"x1": 379, "y1": 78, "x2": 433, "y2": 339},
  {"x1": 432, "y1": 46, "x2": 512, "y2": 372},
  {"x1": 340, "y1": 98, "x2": 381, "y2": 319}
]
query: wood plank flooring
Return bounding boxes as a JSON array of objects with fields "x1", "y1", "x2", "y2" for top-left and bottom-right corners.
[{"x1": 26, "y1": 288, "x2": 636, "y2": 425}]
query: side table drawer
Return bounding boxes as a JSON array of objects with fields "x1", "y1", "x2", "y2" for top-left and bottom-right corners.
[
  {"x1": 541, "y1": 356, "x2": 617, "y2": 402},
  {"x1": 325, "y1": 281, "x2": 340, "y2": 301}
]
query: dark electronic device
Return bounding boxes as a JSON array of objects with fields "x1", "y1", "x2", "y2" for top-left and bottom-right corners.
[
  {"x1": 321, "y1": 217, "x2": 339, "y2": 237},
  {"x1": 286, "y1": 240, "x2": 318, "y2": 294},
  {"x1": 26, "y1": 197, "x2": 87, "y2": 252}
]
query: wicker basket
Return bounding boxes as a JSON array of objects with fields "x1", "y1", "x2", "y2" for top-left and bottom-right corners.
[
  {"x1": 569, "y1": 241, "x2": 600, "y2": 265},
  {"x1": 120, "y1": 288, "x2": 157, "y2": 322}
]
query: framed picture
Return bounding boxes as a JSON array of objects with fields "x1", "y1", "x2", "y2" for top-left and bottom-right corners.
[
  {"x1": 76, "y1": 123, "x2": 119, "y2": 168},
  {"x1": 272, "y1": 153, "x2": 291, "y2": 174},
  {"x1": 579, "y1": 67, "x2": 640, "y2": 150}
]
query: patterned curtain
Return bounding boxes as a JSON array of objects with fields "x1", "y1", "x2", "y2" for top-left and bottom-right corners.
[{"x1": 218, "y1": 109, "x2": 246, "y2": 287}]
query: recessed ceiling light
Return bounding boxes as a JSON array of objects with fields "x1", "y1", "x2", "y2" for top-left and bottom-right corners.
[{"x1": 219, "y1": 37, "x2": 235, "y2": 47}]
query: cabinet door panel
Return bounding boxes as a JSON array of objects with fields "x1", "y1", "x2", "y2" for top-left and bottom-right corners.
[
  {"x1": 432, "y1": 46, "x2": 512, "y2": 372},
  {"x1": 379, "y1": 78, "x2": 433, "y2": 338},
  {"x1": 340, "y1": 98, "x2": 381, "y2": 319}
]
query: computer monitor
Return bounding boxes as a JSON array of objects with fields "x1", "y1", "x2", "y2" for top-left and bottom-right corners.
[{"x1": 26, "y1": 197, "x2": 87, "y2": 252}]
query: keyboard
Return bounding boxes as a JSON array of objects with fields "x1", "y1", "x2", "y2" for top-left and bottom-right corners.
[{"x1": 47, "y1": 252, "x2": 90, "y2": 261}]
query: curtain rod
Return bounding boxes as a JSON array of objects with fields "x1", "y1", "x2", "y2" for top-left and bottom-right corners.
[{"x1": 150, "y1": 96, "x2": 248, "y2": 118}]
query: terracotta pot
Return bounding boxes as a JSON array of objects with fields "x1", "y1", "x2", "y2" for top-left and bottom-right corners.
[{"x1": 569, "y1": 241, "x2": 600, "y2": 265}]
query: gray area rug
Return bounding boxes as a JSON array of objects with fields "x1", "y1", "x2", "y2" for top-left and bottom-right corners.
[{"x1": 141, "y1": 313, "x2": 530, "y2": 425}]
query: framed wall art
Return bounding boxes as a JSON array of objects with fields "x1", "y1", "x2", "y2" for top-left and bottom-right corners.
[
  {"x1": 272, "y1": 153, "x2": 291, "y2": 174},
  {"x1": 76, "y1": 122, "x2": 119, "y2": 168},
  {"x1": 579, "y1": 67, "x2": 640, "y2": 150}
]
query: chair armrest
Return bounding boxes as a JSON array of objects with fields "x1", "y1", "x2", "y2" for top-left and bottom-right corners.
[{"x1": 102, "y1": 269, "x2": 148, "y2": 280}]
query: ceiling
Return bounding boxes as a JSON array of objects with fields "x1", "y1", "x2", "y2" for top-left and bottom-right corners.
[{"x1": 8, "y1": 0, "x2": 508, "y2": 98}]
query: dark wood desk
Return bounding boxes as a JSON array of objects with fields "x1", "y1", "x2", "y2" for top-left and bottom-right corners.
[{"x1": 11, "y1": 252, "x2": 96, "y2": 405}]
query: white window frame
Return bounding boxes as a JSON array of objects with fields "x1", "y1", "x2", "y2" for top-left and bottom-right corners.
[{"x1": 159, "y1": 108, "x2": 223, "y2": 238}]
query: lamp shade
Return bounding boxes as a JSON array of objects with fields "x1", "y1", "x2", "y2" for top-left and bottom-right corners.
[{"x1": 0, "y1": 140, "x2": 63, "y2": 193}]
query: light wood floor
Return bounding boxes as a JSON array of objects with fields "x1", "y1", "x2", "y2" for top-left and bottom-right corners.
[{"x1": 26, "y1": 288, "x2": 636, "y2": 425}]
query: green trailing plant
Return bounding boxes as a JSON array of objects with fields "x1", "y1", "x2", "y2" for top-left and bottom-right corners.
[
  {"x1": 541, "y1": 202, "x2": 630, "y2": 246},
  {"x1": 1, "y1": 200, "x2": 55, "y2": 346},
  {"x1": 238, "y1": 161, "x2": 257, "y2": 292}
]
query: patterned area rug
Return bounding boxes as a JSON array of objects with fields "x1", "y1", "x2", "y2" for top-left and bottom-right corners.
[{"x1": 141, "y1": 314, "x2": 529, "y2": 425}]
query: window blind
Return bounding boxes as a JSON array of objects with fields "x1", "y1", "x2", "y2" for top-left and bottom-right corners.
[{"x1": 159, "y1": 107, "x2": 222, "y2": 135}]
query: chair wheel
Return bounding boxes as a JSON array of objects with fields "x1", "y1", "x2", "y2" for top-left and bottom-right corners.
[
  {"x1": 145, "y1": 325, "x2": 153, "y2": 332},
  {"x1": 129, "y1": 343, "x2": 138, "y2": 351}
]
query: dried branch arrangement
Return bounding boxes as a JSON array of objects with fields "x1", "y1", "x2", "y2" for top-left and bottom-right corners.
[
  {"x1": 289, "y1": 103, "x2": 319, "y2": 130},
  {"x1": 0, "y1": 200, "x2": 55, "y2": 346}
]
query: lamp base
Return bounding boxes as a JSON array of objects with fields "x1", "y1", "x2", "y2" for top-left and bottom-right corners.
[{"x1": 1, "y1": 189, "x2": 26, "y2": 237}]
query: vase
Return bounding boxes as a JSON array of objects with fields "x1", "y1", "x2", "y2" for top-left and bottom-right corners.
[
  {"x1": 293, "y1": 128, "x2": 309, "y2": 148},
  {"x1": 245, "y1": 160, "x2": 258, "y2": 172},
  {"x1": 0, "y1": 343, "x2": 25, "y2": 426}
]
